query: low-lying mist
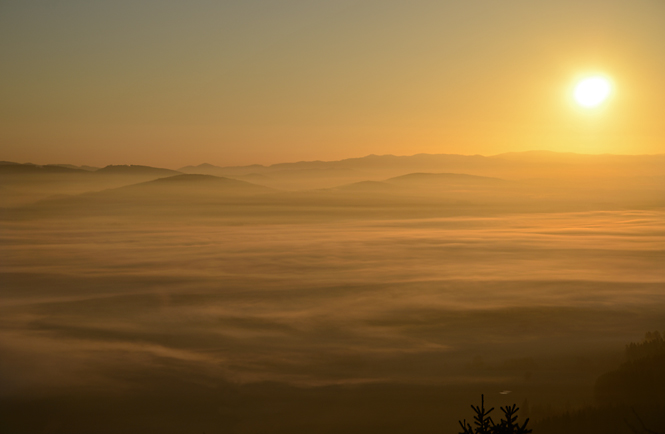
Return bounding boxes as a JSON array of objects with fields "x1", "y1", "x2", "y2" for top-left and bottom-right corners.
[{"x1": 1, "y1": 153, "x2": 664, "y2": 433}]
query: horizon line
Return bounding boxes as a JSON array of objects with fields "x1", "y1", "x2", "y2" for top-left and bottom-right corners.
[{"x1": 4, "y1": 149, "x2": 665, "y2": 171}]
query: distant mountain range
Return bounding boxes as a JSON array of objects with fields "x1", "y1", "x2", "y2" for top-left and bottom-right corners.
[
  {"x1": 0, "y1": 161, "x2": 89, "y2": 175},
  {"x1": 94, "y1": 165, "x2": 181, "y2": 177},
  {"x1": 0, "y1": 162, "x2": 181, "y2": 177},
  {"x1": 177, "y1": 151, "x2": 665, "y2": 187},
  {"x1": 113, "y1": 174, "x2": 274, "y2": 196},
  {"x1": 10, "y1": 162, "x2": 662, "y2": 221},
  {"x1": 180, "y1": 150, "x2": 665, "y2": 173},
  {"x1": 4, "y1": 150, "x2": 664, "y2": 180},
  {"x1": 2, "y1": 151, "x2": 664, "y2": 210}
]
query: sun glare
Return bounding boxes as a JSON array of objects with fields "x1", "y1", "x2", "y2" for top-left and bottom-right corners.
[{"x1": 573, "y1": 76, "x2": 612, "y2": 108}]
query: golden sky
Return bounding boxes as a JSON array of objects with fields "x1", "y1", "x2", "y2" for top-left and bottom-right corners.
[{"x1": 1, "y1": 0, "x2": 664, "y2": 168}]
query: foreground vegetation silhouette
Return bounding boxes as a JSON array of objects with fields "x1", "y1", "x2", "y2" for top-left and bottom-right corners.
[
  {"x1": 533, "y1": 331, "x2": 665, "y2": 434},
  {"x1": 459, "y1": 395, "x2": 532, "y2": 434}
]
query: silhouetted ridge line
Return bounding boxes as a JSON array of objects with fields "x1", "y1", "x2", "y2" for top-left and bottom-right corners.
[
  {"x1": 133, "y1": 173, "x2": 271, "y2": 188},
  {"x1": 387, "y1": 172, "x2": 506, "y2": 183},
  {"x1": 146, "y1": 174, "x2": 228, "y2": 183},
  {"x1": 179, "y1": 151, "x2": 665, "y2": 173},
  {"x1": 0, "y1": 162, "x2": 88, "y2": 174},
  {"x1": 94, "y1": 165, "x2": 181, "y2": 176},
  {"x1": 49, "y1": 164, "x2": 99, "y2": 171}
]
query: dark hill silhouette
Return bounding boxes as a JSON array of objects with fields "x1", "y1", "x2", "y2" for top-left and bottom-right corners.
[
  {"x1": 94, "y1": 164, "x2": 181, "y2": 176},
  {"x1": 9, "y1": 174, "x2": 277, "y2": 219},
  {"x1": 594, "y1": 352, "x2": 665, "y2": 407},
  {"x1": 49, "y1": 164, "x2": 99, "y2": 171},
  {"x1": 267, "y1": 153, "x2": 494, "y2": 172},
  {"x1": 533, "y1": 332, "x2": 665, "y2": 434},
  {"x1": 0, "y1": 163, "x2": 186, "y2": 208},
  {"x1": 5, "y1": 152, "x2": 665, "y2": 211},
  {"x1": 0, "y1": 161, "x2": 180, "y2": 177},
  {"x1": 185, "y1": 163, "x2": 220, "y2": 170},
  {"x1": 0, "y1": 162, "x2": 88, "y2": 175},
  {"x1": 178, "y1": 153, "x2": 505, "y2": 177},
  {"x1": 178, "y1": 152, "x2": 665, "y2": 183},
  {"x1": 34, "y1": 174, "x2": 270, "y2": 205},
  {"x1": 386, "y1": 172, "x2": 508, "y2": 187},
  {"x1": 96, "y1": 174, "x2": 275, "y2": 200},
  {"x1": 594, "y1": 331, "x2": 665, "y2": 407},
  {"x1": 123, "y1": 173, "x2": 272, "y2": 191}
]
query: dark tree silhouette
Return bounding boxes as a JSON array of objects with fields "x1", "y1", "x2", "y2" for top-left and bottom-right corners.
[
  {"x1": 459, "y1": 394, "x2": 494, "y2": 434},
  {"x1": 494, "y1": 404, "x2": 532, "y2": 434},
  {"x1": 459, "y1": 395, "x2": 532, "y2": 434}
]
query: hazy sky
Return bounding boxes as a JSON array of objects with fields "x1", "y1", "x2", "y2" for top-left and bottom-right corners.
[{"x1": 1, "y1": 0, "x2": 664, "y2": 168}]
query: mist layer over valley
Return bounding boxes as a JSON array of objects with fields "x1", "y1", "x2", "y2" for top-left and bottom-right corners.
[{"x1": 1, "y1": 152, "x2": 664, "y2": 433}]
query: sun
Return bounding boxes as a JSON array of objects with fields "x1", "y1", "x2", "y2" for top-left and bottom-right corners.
[{"x1": 573, "y1": 76, "x2": 612, "y2": 108}]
